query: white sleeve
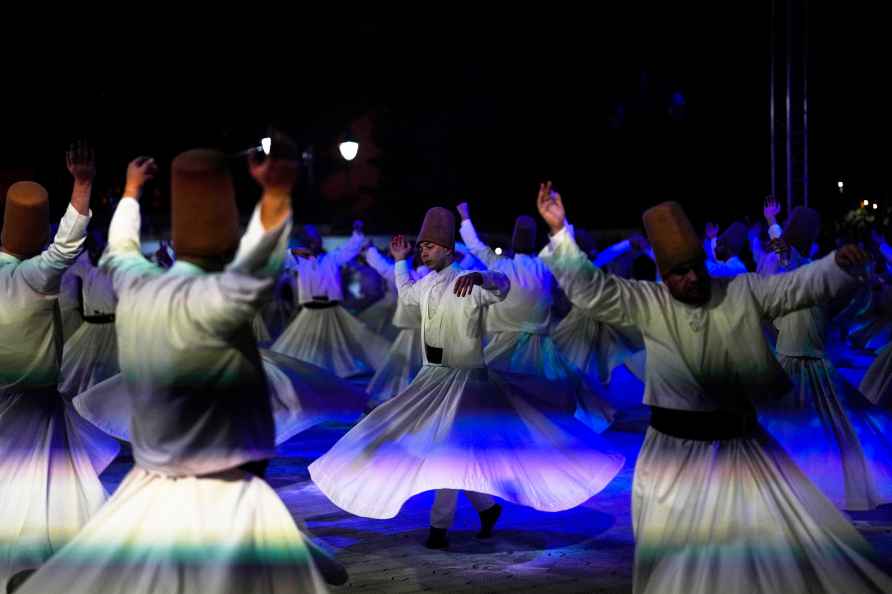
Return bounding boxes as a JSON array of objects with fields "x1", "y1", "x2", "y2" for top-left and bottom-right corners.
[
  {"x1": 331, "y1": 231, "x2": 366, "y2": 266},
  {"x1": 746, "y1": 252, "x2": 856, "y2": 320},
  {"x1": 459, "y1": 219, "x2": 500, "y2": 269},
  {"x1": 540, "y1": 225, "x2": 651, "y2": 328},
  {"x1": 185, "y1": 207, "x2": 293, "y2": 337},
  {"x1": 99, "y1": 197, "x2": 162, "y2": 295},
  {"x1": 20, "y1": 203, "x2": 91, "y2": 295},
  {"x1": 471, "y1": 270, "x2": 510, "y2": 306},
  {"x1": 365, "y1": 245, "x2": 395, "y2": 277},
  {"x1": 395, "y1": 259, "x2": 422, "y2": 308}
]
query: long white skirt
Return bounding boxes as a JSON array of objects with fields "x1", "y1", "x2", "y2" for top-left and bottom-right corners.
[
  {"x1": 59, "y1": 322, "x2": 119, "y2": 398},
  {"x1": 59, "y1": 306, "x2": 83, "y2": 344},
  {"x1": 632, "y1": 426, "x2": 892, "y2": 594},
  {"x1": 260, "y1": 298, "x2": 296, "y2": 343},
  {"x1": 272, "y1": 306, "x2": 388, "y2": 378},
  {"x1": 551, "y1": 307, "x2": 643, "y2": 385},
  {"x1": 365, "y1": 327, "x2": 423, "y2": 409},
  {"x1": 357, "y1": 295, "x2": 399, "y2": 341},
  {"x1": 252, "y1": 314, "x2": 272, "y2": 344},
  {"x1": 14, "y1": 467, "x2": 327, "y2": 594},
  {"x1": 849, "y1": 316, "x2": 892, "y2": 353},
  {"x1": 310, "y1": 365, "x2": 625, "y2": 519},
  {"x1": 758, "y1": 355, "x2": 892, "y2": 510},
  {"x1": 73, "y1": 350, "x2": 366, "y2": 444},
  {"x1": 0, "y1": 390, "x2": 120, "y2": 586},
  {"x1": 484, "y1": 331, "x2": 615, "y2": 433},
  {"x1": 860, "y1": 344, "x2": 892, "y2": 407}
]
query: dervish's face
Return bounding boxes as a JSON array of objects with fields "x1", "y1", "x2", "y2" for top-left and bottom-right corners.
[
  {"x1": 664, "y1": 257, "x2": 711, "y2": 306},
  {"x1": 418, "y1": 241, "x2": 453, "y2": 272}
]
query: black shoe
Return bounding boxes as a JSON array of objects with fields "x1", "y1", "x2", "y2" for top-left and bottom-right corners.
[
  {"x1": 476, "y1": 503, "x2": 502, "y2": 539},
  {"x1": 424, "y1": 527, "x2": 449, "y2": 549},
  {"x1": 7, "y1": 569, "x2": 36, "y2": 594}
]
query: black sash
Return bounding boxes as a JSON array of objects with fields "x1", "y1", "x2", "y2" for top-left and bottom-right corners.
[
  {"x1": 237, "y1": 459, "x2": 270, "y2": 479},
  {"x1": 304, "y1": 296, "x2": 340, "y2": 310},
  {"x1": 425, "y1": 344, "x2": 444, "y2": 364},
  {"x1": 83, "y1": 313, "x2": 116, "y2": 324},
  {"x1": 649, "y1": 406, "x2": 758, "y2": 441}
]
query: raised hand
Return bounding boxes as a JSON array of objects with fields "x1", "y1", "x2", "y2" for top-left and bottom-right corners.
[
  {"x1": 705, "y1": 223, "x2": 720, "y2": 240},
  {"x1": 390, "y1": 234, "x2": 412, "y2": 261},
  {"x1": 835, "y1": 244, "x2": 870, "y2": 279},
  {"x1": 456, "y1": 202, "x2": 470, "y2": 221},
  {"x1": 536, "y1": 181, "x2": 565, "y2": 234},
  {"x1": 763, "y1": 196, "x2": 781, "y2": 225},
  {"x1": 66, "y1": 140, "x2": 96, "y2": 185},
  {"x1": 124, "y1": 157, "x2": 158, "y2": 200},
  {"x1": 249, "y1": 131, "x2": 299, "y2": 195}
]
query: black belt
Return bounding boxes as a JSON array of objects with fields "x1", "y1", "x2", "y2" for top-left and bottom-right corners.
[
  {"x1": 303, "y1": 297, "x2": 340, "y2": 310},
  {"x1": 425, "y1": 344, "x2": 444, "y2": 364},
  {"x1": 237, "y1": 459, "x2": 269, "y2": 479},
  {"x1": 649, "y1": 406, "x2": 758, "y2": 441},
  {"x1": 83, "y1": 313, "x2": 115, "y2": 324}
]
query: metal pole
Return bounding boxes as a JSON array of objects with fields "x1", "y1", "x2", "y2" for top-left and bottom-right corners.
[
  {"x1": 770, "y1": 0, "x2": 777, "y2": 198},
  {"x1": 785, "y1": 0, "x2": 794, "y2": 212},
  {"x1": 802, "y1": 0, "x2": 809, "y2": 208}
]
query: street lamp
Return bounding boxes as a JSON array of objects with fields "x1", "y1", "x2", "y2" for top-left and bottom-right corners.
[{"x1": 339, "y1": 129, "x2": 359, "y2": 162}]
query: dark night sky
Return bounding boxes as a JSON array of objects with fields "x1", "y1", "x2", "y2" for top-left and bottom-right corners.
[{"x1": 1, "y1": 6, "x2": 888, "y2": 241}]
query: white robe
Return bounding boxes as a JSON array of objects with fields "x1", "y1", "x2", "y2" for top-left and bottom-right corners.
[
  {"x1": 251, "y1": 313, "x2": 272, "y2": 343},
  {"x1": 356, "y1": 246, "x2": 400, "y2": 339},
  {"x1": 17, "y1": 198, "x2": 325, "y2": 593},
  {"x1": 760, "y1": 302, "x2": 892, "y2": 510},
  {"x1": 363, "y1": 248, "x2": 428, "y2": 407},
  {"x1": 0, "y1": 205, "x2": 120, "y2": 587},
  {"x1": 754, "y1": 243, "x2": 892, "y2": 511},
  {"x1": 57, "y1": 266, "x2": 83, "y2": 342},
  {"x1": 309, "y1": 262, "x2": 625, "y2": 519},
  {"x1": 847, "y1": 283, "x2": 892, "y2": 352},
  {"x1": 259, "y1": 271, "x2": 297, "y2": 340},
  {"x1": 272, "y1": 234, "x2": 388, "y2": 377},
  {"x1": 861, "y1": 343, "x2": 892, "y2": 406},
  {"x1": 551, "y1": 235, "x2": 647, "y2": 410},
  {"x1": 460, "y1": 219, "x2": 615, "y2": 431},
  {"x1": 541, "y1": 224, "x2": 892, "y2": 594},
  {"x1": 15, "y1": 467, "x2": 328, "y2": 594},
  {"x1": 58, "y1": 253, "x2": 119, "y2": 397},
  {"x1": 73, "y1": 349, "x2": 366, "y2": 445}
]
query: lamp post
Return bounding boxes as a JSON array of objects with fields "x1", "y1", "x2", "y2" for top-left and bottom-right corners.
[{"x1": 339, "y1": 129, "x2": 359, "y2": 197}]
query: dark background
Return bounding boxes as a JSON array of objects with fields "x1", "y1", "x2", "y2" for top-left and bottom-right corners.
[{"x1": 0, "y1": 6, "x2": 887, "y2": 242}]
